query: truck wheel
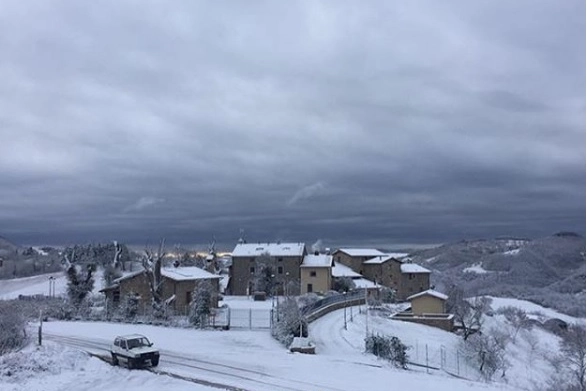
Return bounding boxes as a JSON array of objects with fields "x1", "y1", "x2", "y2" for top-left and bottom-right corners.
[
  {"x1": 151, "y1": 357, "x2": 159, "y2": 367},
  {"x1": 111, "y1": 354, "x2": 119, "y2": 366},
  {"x1": 127, "y1": 358, "x2": 135, "y2": 369}
]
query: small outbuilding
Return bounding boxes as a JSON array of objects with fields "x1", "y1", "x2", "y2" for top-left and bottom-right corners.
[
  {"x1": 391, "y1": 289, "x2": 454, "y2": 331},
  {"x1": 406, "y1": 289, "x2": 448, "y2": 315}
]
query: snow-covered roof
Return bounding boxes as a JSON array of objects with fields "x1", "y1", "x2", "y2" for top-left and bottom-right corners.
[
  {"x1": 231, "y1": 242, "x2": 306, "y2": 257},
  {"x1": 363, "y1": 253, "x2": 408, "y2": 264},
  {"x1": 301, "y1": 254, "x2": 333, "y2": 268},
  {"x1": 162, "y1": 267, "x2": 221, "y2": 281},
  {"x1": 407, "y1": 289, "x2": 448, "y2": 301},
  {"x1": 113, "y1": 269, "x2": 144, "y2": 284},
  {"x1": 400, "y1": 263, "x2": 430, "y2": 274},
  {"x1": 335, "y1": 248, "x2": 385, "y2": 257},
  {"x1": 352, "y1": 278, "x2": 378, "y2": 289},
  {"x1": 331, "y1": 262, "x2": 363, "y2": 278}
]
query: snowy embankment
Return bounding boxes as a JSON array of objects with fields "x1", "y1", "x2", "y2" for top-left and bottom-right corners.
[
  {"x1": 310, "y1": 301, "x2": 584, "y2": 391},
  {"x1": 0, "y1": 342, "x2": 217, "y2": 391}
]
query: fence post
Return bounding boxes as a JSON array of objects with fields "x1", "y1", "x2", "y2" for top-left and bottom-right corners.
[
  {"x1": 426, "y1": 344, "x2": 429, "y2": 374},
  {"x1": 38, "y1": 310, "x2": 43, "y2": 346},
  {"x1": 249, "y1": 308, "x2": 252, "y2": 329},
  {"x1": 457, "y1": 351, "x2": 460, "y2": 376}
]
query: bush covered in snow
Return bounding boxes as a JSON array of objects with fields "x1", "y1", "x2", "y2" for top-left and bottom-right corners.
[
  {"x1": 271, "y1": 297, "x2": 308, "y2": 347},
  {"x1": 0, "y1": 302, "x2": 28, "y2": 356},
  {"x1": 364, "y1": 334, "x2": 409, "y2": 369}
]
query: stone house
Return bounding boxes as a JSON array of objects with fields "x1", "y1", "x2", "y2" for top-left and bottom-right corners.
[
  {"x1": 398, "y1": 263, "x2": 431, "y2": 300},
  {"x1": 331, "y1": 248, "x2": 430, "y2": 300},
  {"x1": 101, "y1": 266, "x2": 221, "y2": 314},
  {"x1": 331, "y1": 262, "x2": 379, "y2": 294},
  {"x1": 228, "y1": 242, "x2": 306, "y2": 295},
  {"x1": 331, "y1": 248, "x2": 387, "y2": 274},
  {"x1": 300, "y1": 253, "x2": 334, "y2": 294}
]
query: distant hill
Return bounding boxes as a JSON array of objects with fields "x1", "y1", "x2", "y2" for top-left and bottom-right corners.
[
  {"x1": 409, "y1": 233, "x2": 586, "y2": 317},
  {"x1": 0, "y1": 235, "x2": 20, "y2": 256}
]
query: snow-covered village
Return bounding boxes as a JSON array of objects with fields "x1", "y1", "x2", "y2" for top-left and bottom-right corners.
[
  {"x1": 0, "y1": 234, "x2": 585, "y2": 391},
  {"x1": 0, "y1": 1, "x2": 585, "y2": 391}
]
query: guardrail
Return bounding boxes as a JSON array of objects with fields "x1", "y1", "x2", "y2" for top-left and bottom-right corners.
[{"x1": 300, "y1": 290, "x2": 366, "y2": 322}]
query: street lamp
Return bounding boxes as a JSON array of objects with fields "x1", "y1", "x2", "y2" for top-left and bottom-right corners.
[{"x1": 343, "y1": 291, "x2": 347, "y2": 330}]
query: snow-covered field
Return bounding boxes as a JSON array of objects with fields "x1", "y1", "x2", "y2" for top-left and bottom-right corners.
[
  {"x1": 0, "y1": 271, "x2": 104, "y2": 300},
  {"x1": 487, "y1": 296, "x2": 585, "y2": 325},
  {"x1": 0, "y1": 272, "x2": 67, "y2": 300}
]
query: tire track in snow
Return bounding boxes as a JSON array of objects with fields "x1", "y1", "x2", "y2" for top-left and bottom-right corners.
[{"x1": 45, "y1": 333, "x2": 348, "y2": 391}]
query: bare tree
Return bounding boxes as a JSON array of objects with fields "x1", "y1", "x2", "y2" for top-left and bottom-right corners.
[
  {"x1": 463, "y1": 326, "x2": 510, "y2": 380},
  {"x1": 142, "y1": 239, "x2": 167, "y2": 318},
  {"x1": 0, "y1": 302, "x2": 27, "y2": 356},
  {"x1": 497, "y1": 306, "x2": 533, "y2": 343},
  {"x1": 548, "y1": 324, "x2": 586, "y2": 391},
  {"x1": 447, "y1": 286, "x2": 491, "y2": 340}
]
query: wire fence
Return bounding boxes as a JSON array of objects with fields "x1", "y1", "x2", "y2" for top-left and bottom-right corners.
[{"x1": 403, "y1": 340, "x2": 477, "y2": 380}]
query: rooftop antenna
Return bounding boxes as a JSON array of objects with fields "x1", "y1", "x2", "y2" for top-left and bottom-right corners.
[{"x1": 238, "y1": 229, "x2": 246, "y2": 244}]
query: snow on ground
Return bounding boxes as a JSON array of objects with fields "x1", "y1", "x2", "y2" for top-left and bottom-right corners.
[
  {"x1": 0, "y1": 342, "x2": 216, "y2": 391},
  {"x1": 462, "y1": 263, "x2": 489, "y2": 274},
  {"x1": 503, "y1": 249, "x2": 521, "y2": 256},
  {"x1": 310, "y1": 304, "x2": 567, "y2": 391},
  {"x1": 0, "y1": 271, "x2": 104, "y2": 300},
  {"x1": 221, "y1": 295, "x2": 275, "y2": 310},
  {"x1": 487, "y1": 296, "x2": 585, "y2": 325},
  {"x1": 0, "y1": 272, "x2": 66, "y2": 300},
  {"x1": 37, "y1": 319, "x2": 518, "y2": 391}
]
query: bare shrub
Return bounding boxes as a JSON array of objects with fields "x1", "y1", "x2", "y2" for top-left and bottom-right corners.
[{"x1": 0, "y1": 302, "x2": 28, "y2": 356}]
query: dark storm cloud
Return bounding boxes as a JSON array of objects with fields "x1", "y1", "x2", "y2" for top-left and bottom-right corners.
[{"x1": 0, "y1": 0, "x2": 584, "y2": 249}]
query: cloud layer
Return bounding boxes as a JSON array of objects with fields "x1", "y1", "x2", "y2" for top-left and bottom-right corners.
[{"x1": 0, "y1": 0, "x2": 584, "y2": 248}]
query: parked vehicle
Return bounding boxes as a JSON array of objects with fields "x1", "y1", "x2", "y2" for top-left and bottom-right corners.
[{"x1": 110, "y1": 334, "x2": 160, "y2": 368}]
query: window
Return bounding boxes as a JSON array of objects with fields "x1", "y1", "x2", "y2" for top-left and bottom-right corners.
[
  {"x1": 278, "y1": 266, "x2": 283, "y2": 274},
  {"x1": 113, "y1": 291, "x2": 120, "y2": 304},
  {"x1": 409, "y1": 273, "x2": 415, "y2": 280},
  {"x1": 307, "y1": 283, "x2": 313, "y2": 293},
  {"x1": 186, "y1": 291, "x2": 191, "y2": 304},
  {"x1": 337, "y1": 256, "x2": 341, "y2": 262},
  {"x1": 278, "y1": 258, "x2": 283, "y2": 262},
  {"x1": 250, "y1": 266, "x2": 255, "y2": 273},
  {"x1": 310, "y1": 271, "x2": 317, "y2": 277}
]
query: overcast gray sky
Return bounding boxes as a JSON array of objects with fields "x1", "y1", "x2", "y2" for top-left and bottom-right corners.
[{"x1": 0, "y1": 0, "x2": 584, "y2": 249}]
